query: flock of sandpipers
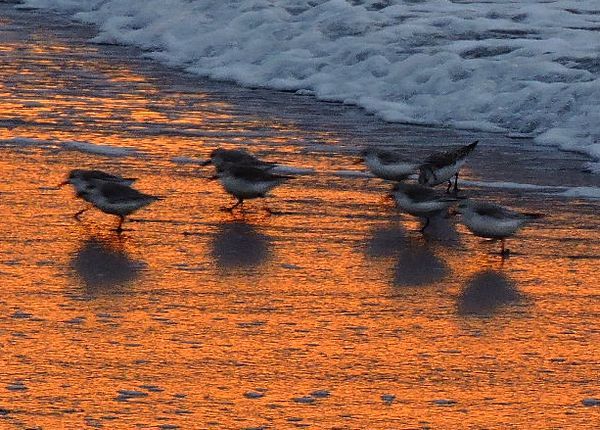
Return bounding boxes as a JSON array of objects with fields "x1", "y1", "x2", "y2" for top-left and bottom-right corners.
[{"x1": 60, "y1": 140, "x2": 542, "y2": 257}]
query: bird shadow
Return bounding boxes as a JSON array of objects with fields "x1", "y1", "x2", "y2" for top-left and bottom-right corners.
[
  {"x1": 392, "y1": 244, "x2": 449, "y2": 287},
  {"x1": 422, "y1": 215, "x2": 461, "y2": 248},
  {"x1": 70, "y1": 236, "x2": 146, "y2": 297},
  {"x1": 457, "y1": 269, "x2": 522, "y2": 316},
  {"x1": 364, "y1": 222, "x2": 449, "y2": 287},
  {"x1": 210, "y1": 221, "x2": 271, "y2": 270},
  {"x1": 364, "y1": 223, "x2": 409, "y2": 258}
]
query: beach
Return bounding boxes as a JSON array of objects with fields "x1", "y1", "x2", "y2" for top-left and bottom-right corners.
[{"x1": 0, "y1": 3, "x2": 599, "y2": 429}]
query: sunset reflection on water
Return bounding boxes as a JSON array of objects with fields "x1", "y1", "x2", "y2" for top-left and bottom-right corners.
[{"x1": 0, "y1": 7, "x2": 599, "y2": 430}]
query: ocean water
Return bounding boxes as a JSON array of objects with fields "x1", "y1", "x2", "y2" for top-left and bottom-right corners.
[{"x1": 20, "y1": 0, "x2": 600, "y2": 171}]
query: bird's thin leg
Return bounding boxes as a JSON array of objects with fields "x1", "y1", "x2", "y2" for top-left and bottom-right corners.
[
  {"x1": 380, "y1": 193, "x2": 394, "y2": 204},
  {"x1": 420, "y1": 217, "x2": 430, "y2": 233},
  {"x1": 73, "y1": 206, "x2": 89, "y2": 221},
  {"x1": 225, "y1": 198, "x2": 243, "y2": 212},
  {"x1": 453, "y1": 173, "x2": 459, "y2": 193},
  {"x1": 263, "y1": 197, "x2": 284, "y2": 216},
  {"x1": 115, "y1": 215, "x2": 125, "y2": 233},
  {"x1": 500, "y1": 239, "x2": 510, "y2": 258},
  {"x1": 446, "y1": 180, "x2": 452, "y2": 193}
]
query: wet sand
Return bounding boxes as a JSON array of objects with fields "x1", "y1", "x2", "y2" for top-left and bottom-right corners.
[{"x1": 1, "y1": 4, "x2": 599, "y2": 429}]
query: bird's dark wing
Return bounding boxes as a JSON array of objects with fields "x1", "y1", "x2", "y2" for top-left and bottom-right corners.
[
  {"x1": 475, "y1": 202, "x2": 519, "y2": 219},
  {"x1": 423, "y1": 150, "x2": 456, "y2": 168},
  {"x1": 397, "y1": 184, "x2": 438, "y2": 202},
  {"x1": 82, "y1": 170, "x2": 136, "y2": 183},
  {"x1": 454, "y1": 140, "x2": 478, "y2": 159},
  {"x1": 377, "y1": 150, "x2": 404, "y2": 165},
  {"x1": 223, "y1": 150, "x2": 255, "y2": 163},
  {"x1": 98, "y1": 182, "x2": 154, "y2": 203},
  {"x1": 222, "y1": 150, "x2": 275, "y2": 168},
  {"x1": 231, "y1": 165, "x2": 291, "y2": 181},
  {"x1": 423, "y1": 140, "x2": 478, "y2": 167}
]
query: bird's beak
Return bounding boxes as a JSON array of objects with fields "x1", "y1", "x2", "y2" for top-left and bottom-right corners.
[
  {"x1": 58, "y1": 180, "x2": 69, "y2": 187},
  {"x1": 201, "y1": 159, "x2": 212, "y2": 166},
  {"x1": 353, "y1": 158, "x2": 364, "y2": 165},
  {"x1": 206, "y1": 175, "x2": 219, "y2": 181}
]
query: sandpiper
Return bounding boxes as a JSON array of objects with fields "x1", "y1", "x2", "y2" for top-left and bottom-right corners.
[
  {"x1": 77, "y1": 179, "x2": 159, "y2": 233},
  {"x1": 215, "y1": 163, "x2": 292, "y2": 212},
  {"x1": 359, "y1": 147, "x2": 418, "y2": 181},
  {"x1": 202, "y1": 148, "x2": 276, "y2": 173},
  {"x1": 60, "y1": 169, "x2": 137, "y2": 219},
  {"x1": 391, "y1": 183, "x2": 457, "y2": 232},
  {"x1": 455, "y1": 200, "x2": 543, "y2": 256},
  {"x1": 418, "y1": 140, "x2": 478, "y2": 193}
]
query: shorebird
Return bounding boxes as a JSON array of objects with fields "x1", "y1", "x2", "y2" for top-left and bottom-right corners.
[
  {"x1": 202, "y1": 148, "x2": 276, "y2": 174},
  {"x1": 359, "y1": 147, "x2": 418, "y2": 181},
  {"x1": 60, "y1": 169, "x2": 136, "y2": 219},
  {"x1": 391, "y1": 183, "x2": 458, "y2": 232},
  {"x1": 455, "y1": 200, "x2": 543, "y2": 256},
  {"x1": 418, "y1": 140, "x2": 478, "y2": 193},
  {"x1": 215, "y1": 163, "x2": 292, "y2": 212},
  {"x1": 78, "y1": 179, "x2": 159, "y2": 232}
]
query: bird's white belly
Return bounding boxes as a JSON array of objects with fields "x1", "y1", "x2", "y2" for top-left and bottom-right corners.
[
  {"x1": 464, "y1": 214, "x2": 524, "y2": 239},
  {"x1": 427, "y1": 160, "x2": 465, "y2": 186},
  {"x1": 395, "y1": 195, "x2": 448, "y2": 217},
  {"x1": 367, "y1": 158, "x2": 415, "y2": 181},
  {"x1": 221, "y1": 177, "x2": 275, "y2": 199},
  {"x1": 93, "y1": 196, "x2": 149, "y2": 216}
]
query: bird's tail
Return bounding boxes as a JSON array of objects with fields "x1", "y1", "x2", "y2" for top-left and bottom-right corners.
[
  {"x1": 523, "y1": 212, "x2": 544, "y2": 219},
  {"x1": 273, "y1": 173, "x2": 295, "y2": 181},
  {"x1": 464, "y1": 140, "x2": 479, "y2": 154},
  {"x1": 439, "y1": 195, "x2": 467, "y2": 203}
]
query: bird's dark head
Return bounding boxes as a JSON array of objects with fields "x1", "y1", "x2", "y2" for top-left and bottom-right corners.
[
  {"x1": 453, "y1": 199, "x2": 472, "y2": 215},
  {"x1": 203, "y1": 148, "x2": 227, "y2": 166},
  {"x1": 361, "y1": 147, "x2": 379, "y2": 157},
  {"x1": 69, "y1": 169, "x2": 86, "y2": 179},
  {"x1": 60, "y1": 169, "x2": 83, "y2": 186},
  {"x1": 417, "y1": 164, "x2": 434, "y2": 185},
  {"x1": 387, "y1": 183, "x2": 402, "y2": 200},
  {"x1": 202, "y1": 149, "x2": 221, "y2": 165},
  {"x1": 210, "y1": 148, "x2": 222, "y2": 158},
  {"x1": 354, "y1": 147, "x2": 372, "y2": 164},
  {"x1": 201, "y1": 153, "x2": 214, "y2": 166}
]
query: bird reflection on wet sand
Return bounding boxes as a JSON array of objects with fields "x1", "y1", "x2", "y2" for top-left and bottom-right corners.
[
  {"x1": 70, "y1": 236, "x2": 146, "y2": 296},
  {"x1": 458, "y1": 270, "x2": 522, "y2": 316},
  {"x1": 210, "y1": 221, "x2": 270, "y2": 270}
]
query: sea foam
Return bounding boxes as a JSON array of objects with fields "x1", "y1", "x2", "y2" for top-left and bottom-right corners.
[{"x1": 20, "y1": 0, "x2": 600, "y2": 170}]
